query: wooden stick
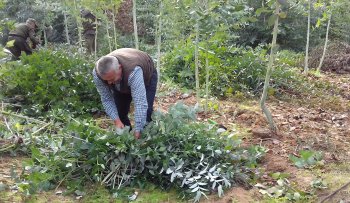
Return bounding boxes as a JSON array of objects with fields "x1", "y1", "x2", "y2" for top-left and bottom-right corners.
[{"x1": 320, "y1": 180, "x2": 350, "y2": 203}]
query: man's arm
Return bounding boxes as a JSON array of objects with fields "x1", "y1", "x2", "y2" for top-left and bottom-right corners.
[
  {"x1": 92, "y1": 69, "x2": 121, "y2": 125},
  {"x1": 128, "y1": 67, "x2": 148, "y2": 134},
  {"x1": 28, "y1": 28, "x2": 40, "y2": 46}
]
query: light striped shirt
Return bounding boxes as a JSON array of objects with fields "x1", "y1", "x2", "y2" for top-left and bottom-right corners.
[{"x1": 93, "y1": 66, "x2": 148, "y2": 132}]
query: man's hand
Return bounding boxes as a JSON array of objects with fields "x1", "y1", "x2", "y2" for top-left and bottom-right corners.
[
  {"x1": 134, "y1": 131, "x2": 141, "y2": 139},
  {"x1": 114, "y1": 118, "x2": 124, "y2": 129}
]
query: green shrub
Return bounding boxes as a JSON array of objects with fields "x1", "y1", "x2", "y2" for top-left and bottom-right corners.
[
  {"x1": 162, "y1": 34, "x2": 269, "y2": 97},
  {"x1": 0, "y1": 47, "x2": 100, "y2": 116},
  {"x1": 162, "y1": 36, "x2": 313, "y2": 98},
  {"x1": 274, "y1": 50, "x2": 303, "y2": 68}
]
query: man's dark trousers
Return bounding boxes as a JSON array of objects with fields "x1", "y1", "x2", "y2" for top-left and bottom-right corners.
[{"x1": 113, "y1": 69, "x2": 158, "y2": 128}]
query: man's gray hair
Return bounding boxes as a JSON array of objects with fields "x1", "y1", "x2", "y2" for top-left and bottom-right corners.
[
  {"x1": 96, "y1": 56, "x2": 120, "y2": 76},
  {"x1": 26, "y1": 18, "x2": 38, "y2": 29}
]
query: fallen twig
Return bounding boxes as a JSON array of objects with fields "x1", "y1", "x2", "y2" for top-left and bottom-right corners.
[
  {"x1": 3, "y1": 117, "x2": 13, "y2": 134},
  {"x1": 320, "y1": 180, "x2": 350, "y2": 203},
  {"x1": 32, "y1": 122, "x2": 52, "y2": 135},
  {"x1": 0, "y1": 143, "x2": 16, "y2": 152},
  {"x1": 0, "y1": 110, "x2": 46, "y2": 124},
  {"x1": 1, "y1": 102, "x2": 22, "y2": 108}
]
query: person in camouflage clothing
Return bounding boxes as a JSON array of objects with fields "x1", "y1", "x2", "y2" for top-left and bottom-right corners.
[{"x1": 6, "y1": 18, "x2": 40, "y2": 60}]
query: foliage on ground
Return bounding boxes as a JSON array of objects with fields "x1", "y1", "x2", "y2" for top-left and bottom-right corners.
[{"x1": 2, "y1": 103, "x2": 265, "y2": 202}]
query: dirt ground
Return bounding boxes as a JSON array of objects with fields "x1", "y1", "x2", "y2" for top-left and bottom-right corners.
[
  {"x1": 155, "y1": 72, "x2": 350, "y2": 202},
  {"x1": 1, "y1": 72, "x2": 349, "y2": 202}
]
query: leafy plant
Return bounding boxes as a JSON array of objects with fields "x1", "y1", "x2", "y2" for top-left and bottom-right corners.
[
  {"x1": 162, "y1": 37, "x2": 269, "y2": 97},
  {"x1": 310, "y1": 178, "x2": 327, "y2": 189},
  {"x1": 0, "y1": 47, "x2": 100, "y2": 116},
  {"x1": 289, "y1": 150, "x2": 324, "y2": 168},
  {"x1": 256, "y1": 172, "x2": 310, "y2": 201}
]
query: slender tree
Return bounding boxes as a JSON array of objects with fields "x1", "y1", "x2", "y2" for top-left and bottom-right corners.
[
  {"x1": 205, "y1": 50, "x2": 209, "y2": 113},
  {"x1": 194, "y1": 19, "x2": 200, "y2": 104},
  {"x1": 73, "y1": 0, "x2": 83, "y2": 50},
  {"x1": 111, "y1": 2, "x2": 118, "y2": 49},
  {"x1": 317, "y1": 0, "x2": 334, "y2": 73},
  {"x1": 304, "y1": 0, "x2": 311, "y2": 73},
  {"x1": 63, "y1": 10, "x2": 70, "y2": 44},
  {"x1": 132, "y1": 0, "x2": 139, "y2": 49},
  {"x1": 156, "y1": 1, "x2": 163, "y2": 83},
  {"x1": 260, "y1": 1, "x2": 281, "y2": 133},
  {"x1": 317, "y1": 14, "x2": 331, "y2": 73},
  {"x1": 104, "y1": 9, "x2": 112, "y2": 53},
  {"x1": 94, "y1": 17, "x2": 98, "y2": 58}
]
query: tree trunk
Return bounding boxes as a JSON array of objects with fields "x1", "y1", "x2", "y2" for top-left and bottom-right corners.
[
  {"x1": 317, "y1": 14, "x2": 332, "y2": 73},
  {"x1": 260, "y1": 2, "x2": 280, "y2": 133},
  {"x1": 43, "y1": 28, "x2": 47, "y2": 48},
  {"x1": 304, "y1": 0, "x2": 311, "y2": 73},
  {"x1": 73, "y1": 0, "x2": 83, "y2": 50},
  {"x1": 156, "y1": 1, "x2": 163, "y2": 83},
  {"x1": 105, "y1": 13, "x2": 112, "y2": 53},
  {"x1": 205, "y1": 50, "x2": 209, "y2": 114},
  {"x1": 63, "y1": 11, "x2": 70, "y2": 44},
  {"x1": 43, "y1": 1, "x2": 48, "y2": 48},
  {"x1": 132, "y1": 0, "x2": 139, "y2": 49},
  {"x1": 194, "y1": 20, "x2": 200, "y2": 104},
  {"x1": 94, "y1": 17, "x2": 98, "y2": 58},
  {"x1": 112, "y1": 4, "x2": 118, "y2": 49}
]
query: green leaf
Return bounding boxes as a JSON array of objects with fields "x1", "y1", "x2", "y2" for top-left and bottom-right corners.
[
  {"x1": 279, "y1": 12, "x2": 287, "y2": 19},
  {"x1": 218, "y1": 185, "x2": 223, "y2": 197},
  {"x1": 0, "y1": 183, "x2": 8, "y2": 191},
  {"x1": 194, "y1": 190, "x2": 201, "y2": 202},
  {"x1": 268, "y1": 15, "x2": 277, "y2": 27},
  {"x1": 316, "y1": 19, "x2": 321, "y2": 28},
  {"x1": 166, "y1": 167, "x2": 173, "y2": 174},
  {"x1": 294, "y1": 192, "x2": 301, "y2": 200},
  {"x1": 191, "y1": 186, "x2": 199, "y2": 192},
  {"x1": 271, "y1": 172, "x2": 281, "y2": 179},
  {"x1": 256, "y1": 7, "x2": 271, "y2": 16}
]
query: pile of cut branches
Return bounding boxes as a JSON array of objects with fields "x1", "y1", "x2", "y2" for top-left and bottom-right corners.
[
  {"x1": 309, "y1": 41, "x2": 350, "y2": 73},
  {"x1": 2, "y1": 103, "x2": 265, "y2": 202}
]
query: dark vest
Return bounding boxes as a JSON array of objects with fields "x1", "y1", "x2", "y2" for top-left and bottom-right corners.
[
  {"x1": 99, "y1": 48, "x2": 155, "y2": 94},
  {"x1": 9, "y1": 23, "x2": 30, "y2": 39}
]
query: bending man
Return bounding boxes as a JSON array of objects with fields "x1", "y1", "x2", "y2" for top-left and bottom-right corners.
[
  {"x1": 93, "y1": 48, "x2": 158, "y2": 139},
  {"x1": 6, "y1": 18, "x2": 40, "y2": 60}
]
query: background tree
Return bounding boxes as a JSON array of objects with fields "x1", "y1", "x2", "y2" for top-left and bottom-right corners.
[
  {"x1": 316, "y1": 0, "x2": 334, "y2": 73},
  {"x1": 156, "y1": 1, "x2": 163, "y2": 83},
  {"x1": 304, "y1": 0, "x2": 312, "y2": 73},
  {"x1": 132, "y1": 0, "x2": 138, "y2": 49}
]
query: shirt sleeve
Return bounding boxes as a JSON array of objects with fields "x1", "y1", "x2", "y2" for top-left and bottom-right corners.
[
  {"x1": 128, "y1": 66, "x2": 148, "y2": 132},
  {"x1": 92, "y1": 69, "x2": 119, "y2": 120}
]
